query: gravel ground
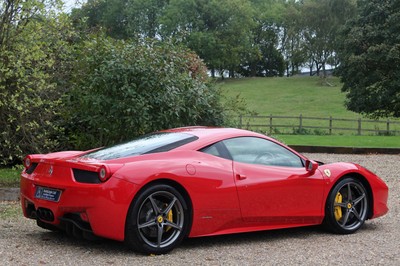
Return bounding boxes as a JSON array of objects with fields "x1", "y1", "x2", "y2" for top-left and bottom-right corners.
[{"x1": 0, "y1": 154, "x2": 399, "y2": 265}]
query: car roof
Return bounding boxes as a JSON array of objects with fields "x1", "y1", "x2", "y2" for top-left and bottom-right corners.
[
  {"x1": 161, "y1": 126, "x2": 306, "y2": 160},
  {"x1": 160, "y1": 126, "x2": 276, "y2": 149},
  {"x1": 161, "y1": 126, "x2": 262, "y2": 139}
]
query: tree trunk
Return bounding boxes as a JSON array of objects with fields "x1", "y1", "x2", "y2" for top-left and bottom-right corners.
[
  {"x1": 250, "y1": 62, "x2": 257, "y2": 77},
  {"x1": 211, "y1": 68, "x2": 215, "y2": 78},
  {"x1": 322, "y1": 62, "x2": 327, "y2": 78},
  {"x1": 229, "y1": 69, "x2": 234, "y2": 78},
  {"x1": 286, "y1": 63, "x2": 290, "y2": 77},
  {"x1": 315, "y1": 62, "x2": 320, "y2": 76}
]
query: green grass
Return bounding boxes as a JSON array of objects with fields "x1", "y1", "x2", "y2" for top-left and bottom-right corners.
[
  {"x1": 221, "y1": 76, "x2": 400, "y2": 134},
  {"x1": 274, "y1": 135, "x2": 400, "y2": 148},
  {"x1": 0, "y1": 202, "x2": 21, "y2": 219},
  {"x1": 221, "y1": 76, "x2": 354, "y2": 117},
  {"x1": 0, "y1": 166, "x2": 22, "y2": 187}
]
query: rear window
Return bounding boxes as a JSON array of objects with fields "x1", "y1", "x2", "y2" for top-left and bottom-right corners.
[{"x1": 81, "y1": 132, "x2": 198, "y2": 160}]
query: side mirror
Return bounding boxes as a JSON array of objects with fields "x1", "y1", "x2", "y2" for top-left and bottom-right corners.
[{"x1": 305, "y1": 160, "x2": 318, "y2": 174}]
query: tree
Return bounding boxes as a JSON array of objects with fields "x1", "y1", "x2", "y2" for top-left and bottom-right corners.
[
  {"x1": 338, "y1": 0, "x2": 400, "y2": 118},
  {"x1": 71, "y1": 0, "x2": 169, "y2": 39},
  {"x1": 278, "y1": 0, "x2": 356, "y2": 77},
  {"x1": 71, "y1": 0, "x2": 129, "y2": 39},
  {"x1": 125, "y1": 0, "x2": 168, "y2": 38},
  {"x1": 161, "y1": 0, "x2": 254, "y2": 77},
  {"x1": 238, "y1": 0, "x2": 285, "y2": 77},
  {"x1": 0, "y1": 0, "x2": 75, "y2": 165},
  {"x1": 280, "y1": 0, "x2": 307, "y2": 76},
  {"x1": 299, "y1": 0, "x2": 356, "y2": 77},
  {"x1": 65, "y1": 36, "x2": 224, "y2": 149}
]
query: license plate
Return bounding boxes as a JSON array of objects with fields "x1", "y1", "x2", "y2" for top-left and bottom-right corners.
[{"x1": 34, "y1": 186, "x2": 62, "y2": 202}]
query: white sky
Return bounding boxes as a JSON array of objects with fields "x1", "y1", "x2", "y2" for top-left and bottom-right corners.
[{"x1": 63, "y1": 0, "x2": 86, "y2": 13}]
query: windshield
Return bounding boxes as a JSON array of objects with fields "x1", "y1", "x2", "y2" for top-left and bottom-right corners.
[{"x1": 81, "y1": 132, "x2": 198, "y2": 160}]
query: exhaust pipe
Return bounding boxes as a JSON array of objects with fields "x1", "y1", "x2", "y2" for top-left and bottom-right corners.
[{"x1": 37, "y1": 208, "x2": 55, "y2": 222}]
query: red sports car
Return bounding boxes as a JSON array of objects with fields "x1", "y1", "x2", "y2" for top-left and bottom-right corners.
[{"x1": 20, "y1": 127, "x2": 388, "y2": 254}]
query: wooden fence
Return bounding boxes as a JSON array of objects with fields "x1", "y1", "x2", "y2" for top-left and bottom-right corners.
[{"x1": 238, "y1": 115, "x2": 400, "y2": 135}]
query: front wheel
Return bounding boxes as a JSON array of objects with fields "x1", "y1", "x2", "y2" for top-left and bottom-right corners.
[
  {"x1": 125, "y1": 184, "x2": 191, "y2": 254},
  {"x1": 324, "y1": 177, "x2": 369, "y2": 234}
]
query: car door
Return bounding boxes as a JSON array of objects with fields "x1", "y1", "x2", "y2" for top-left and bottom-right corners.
[{"x1": 222, "y1": 137, "x2": 325, "y2": 226}]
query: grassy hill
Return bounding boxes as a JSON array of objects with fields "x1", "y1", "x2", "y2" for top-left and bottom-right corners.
[
  {"x1": 221, "y1": 76, "x2": 357, "y2": 118},
  {"x1": 220, "y1": 76, "x2": 400, "y2": 147}
]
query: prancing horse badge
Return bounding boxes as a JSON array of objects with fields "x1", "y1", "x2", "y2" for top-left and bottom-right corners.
[
  {"x1": 48, "y1": 165, "x2": 53, "y2": 176},
  {"x1": 324, "y1": 169, "x2": 331, "y2": 177}
]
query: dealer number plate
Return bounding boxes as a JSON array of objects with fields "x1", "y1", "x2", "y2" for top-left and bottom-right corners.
[{"x1": 34, "y1": 186, "x2": 62, "y2": 202}]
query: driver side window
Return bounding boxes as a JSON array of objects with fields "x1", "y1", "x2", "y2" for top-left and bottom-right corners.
[{"x1": 222, "y1": 137, "x2": 303, "y2": 167}]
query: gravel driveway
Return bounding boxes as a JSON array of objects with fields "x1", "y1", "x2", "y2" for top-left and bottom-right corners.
[{"x1": 1, "y1": 154, "x2": 399, "y2": 265}]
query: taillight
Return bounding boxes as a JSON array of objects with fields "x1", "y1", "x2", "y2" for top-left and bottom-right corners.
[
  {"x1": 98, "y1": 165, "x2": 111, "y2": 182},
  {"x1": 23, "y1": 155, "x2": 32, "y2": 169}
]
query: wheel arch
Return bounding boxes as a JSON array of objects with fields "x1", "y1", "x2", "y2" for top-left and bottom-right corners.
[
  {"x1": 328, "y1": 172, "x2": 374, "y2": 219},
  {"x1": 124, "y1": 178, "x2": 194, "y2": 240}
]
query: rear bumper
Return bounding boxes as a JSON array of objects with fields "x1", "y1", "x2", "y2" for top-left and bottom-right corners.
[{"x1": 20, "y1": 173, "x2": 138, "y2": 241}]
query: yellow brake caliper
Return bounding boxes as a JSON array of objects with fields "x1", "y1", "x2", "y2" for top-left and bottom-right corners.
[
  {"x1": 165, "y1": 204, "x2": 173, "y2": 232},
  {"x1": 334, "y1": 192, "x2": 343, "y2": 221}
]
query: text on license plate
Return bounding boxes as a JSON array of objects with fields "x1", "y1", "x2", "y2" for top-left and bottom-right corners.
[{"x1": 34, "y1": 186, "x2": 62, "y2": 202}]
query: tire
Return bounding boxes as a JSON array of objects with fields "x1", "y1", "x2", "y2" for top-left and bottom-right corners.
[
  {"x1": 324, "y1": 177, "x2": 369, "y2": 234},
  {"x1": 125, "y1": 184, "x2": 191, "y2": 254}
]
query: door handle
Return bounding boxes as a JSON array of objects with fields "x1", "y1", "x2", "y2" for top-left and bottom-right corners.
[{"x1": 236, "y1": 174, "x2": 247, "y2": 180}]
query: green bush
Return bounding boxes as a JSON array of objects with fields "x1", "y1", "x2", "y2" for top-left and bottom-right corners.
[
  {"x1": 65, "y1": 36, "x2": 225, "y2": 149},
  {"x1": 0, "y1": 7, "x2": 75, "y2": 165}
]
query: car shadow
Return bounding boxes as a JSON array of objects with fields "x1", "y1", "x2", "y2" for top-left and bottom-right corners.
[
  {"x1": 25, "y1": 222, "x2": 378, "y2": 255},
  {"x1": 182, "y1": 225, "x2": 326, "y2": 248}
]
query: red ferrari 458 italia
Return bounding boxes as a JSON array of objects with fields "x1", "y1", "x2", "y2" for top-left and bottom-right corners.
[{"x1": 20, "y1": 127, "x2": 388, "y2": 254}]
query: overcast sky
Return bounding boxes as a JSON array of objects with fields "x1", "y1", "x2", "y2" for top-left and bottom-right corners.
[{"x1": 63, "y1": 0, "x2": 86, "y2": 13}]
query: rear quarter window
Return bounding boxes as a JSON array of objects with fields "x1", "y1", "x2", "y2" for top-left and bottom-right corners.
[{"x1": 82, "y1": 132, "x2": 198, "y2": 160}]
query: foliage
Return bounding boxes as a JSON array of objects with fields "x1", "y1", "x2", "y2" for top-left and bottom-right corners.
[
  {"x1": 71, "y1": 0, "x2": 169, "y2": 39},
  {"x1": 3, "y1": 0, "x2": 399, "y2": 167},
  {"x1": 0, "y1": 0, "x2": 75, "y2": 165},
  {"x1": 65, "y1": 36, "x2": 224, "y2": 149},
  {"x1": 280, "y1": 0, "x2": 305, "y2": 76},
  {"x1": 238, "y1": 0, "x2": 285, "y2": 77},
  {"x1": 72, "y1": 0, "x2": 285, "y2": 77},
  {"x1": 300, "y1": 0, "x2": 356, "y2": 77},
  {"x1": 70, "y1": 0, "x2": 128, "y2": 39},
  {"x1": 70, "y1": 0, "x2": 359, "y2": 78},
  {"x1": 279, "y1": 0, "x2": 356, "y2": 77},
  {"x1": 338, "y1": 0, "x2": 400, "y2": 118},
  {"x1": 161, "y1": 0, "x2": 255, "y2": 77},
  {"x1": 125, "y1": 0, "x2": 168, "y2": 38}
]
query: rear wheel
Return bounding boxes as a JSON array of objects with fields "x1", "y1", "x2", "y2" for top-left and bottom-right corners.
[
  {"x1": 125, "y1": 184, "x2": 191, "y2": 254},
  {"x1": 324, "y1": 177, "x2": 368, "y2": 234}
]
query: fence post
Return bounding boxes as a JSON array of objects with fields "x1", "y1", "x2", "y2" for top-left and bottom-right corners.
[
  {"x1": 269, "y1": 114, "x2": 273, "y2": 134},
  {"x1": 329, "y1": 116, "x2": 333, "y2": 135},
  {"x1": 299, "y1": 114, "x2": 303, "y2": 132},
  {"x1": 387, "y1": 119, "x2": 390, "y2": 135},
  {"x1": 358, "y1": 118, "x2": 362, "y2": 135},
  {"x1": 239, "y1": 115, "x2": 242, "y2": 129}
]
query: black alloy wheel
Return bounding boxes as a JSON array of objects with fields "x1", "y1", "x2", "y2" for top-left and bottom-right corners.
[
  {"x1": 125, "y1": 184, "x2": 191, "y2": 254},
  {"x1": 325, "y1": 177, "x2": 369, "y2": 234}
]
